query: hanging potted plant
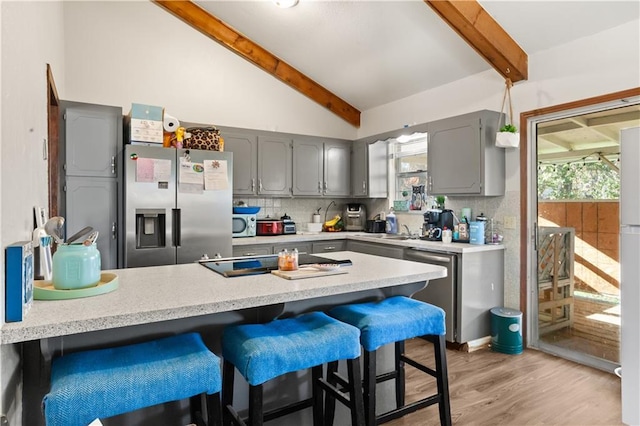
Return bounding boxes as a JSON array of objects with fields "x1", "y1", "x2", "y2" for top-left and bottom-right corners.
[{"x1": 495, "y1": 79, "x2": 520, "y2": 148}]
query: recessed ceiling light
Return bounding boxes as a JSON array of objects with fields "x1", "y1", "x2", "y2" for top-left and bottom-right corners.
[{"x1": 274, "y1": 0, "x2": 298, "y2": 8}]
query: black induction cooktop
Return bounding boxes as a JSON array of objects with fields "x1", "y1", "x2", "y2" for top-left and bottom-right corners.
[{"x1": 201, "y1": 254, "x2": 352, "y2": 278}]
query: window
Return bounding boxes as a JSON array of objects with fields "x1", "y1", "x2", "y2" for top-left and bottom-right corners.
[{"x1": 391, "y1": 132, "x2": 428, "y2": 211}]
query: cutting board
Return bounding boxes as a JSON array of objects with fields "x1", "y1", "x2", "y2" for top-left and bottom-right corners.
[{"x1": 271, "y1": 267, "x2": 348, "y2": 280}]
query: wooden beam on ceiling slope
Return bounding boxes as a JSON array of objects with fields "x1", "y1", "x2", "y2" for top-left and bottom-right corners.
[
  {"x1": 425, "y1": 0, "x2": 528, "y2": 83},
  {"x1": 152, "y1": 0, "x2": 361, "y2": 127}
]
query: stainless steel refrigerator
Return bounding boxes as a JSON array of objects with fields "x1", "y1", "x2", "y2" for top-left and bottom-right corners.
[
  {"x1": 123, "y1": 145, "x2": 233, "y2": 267},
  {"x1": 621, "y1": 126, "x2": 640, "y2": 425}
]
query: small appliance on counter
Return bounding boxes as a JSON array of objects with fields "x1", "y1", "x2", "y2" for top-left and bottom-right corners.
[
  {"x1": 256, "y1": 218, "x2": 284, "y2": 236},
  {"x1": 281, "y1": 214, "x2": 297, "y2": 235},
  {"x1": 422, "y1": 209, "x2": 454, "y2": 241},
  {"x1": 232, "y1": 214, "x2": 257, "y2": 238},
  {"x1": 365, "y1": 216, "x2": 387, "y2": 233},
  {"x1": 344, "y1": 204, "x2": 366, "y2": 231}
]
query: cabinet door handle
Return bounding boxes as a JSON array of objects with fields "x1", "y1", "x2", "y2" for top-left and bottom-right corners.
[
  {"x1": 251, "y1": 178, "x2": 256, "y2": 193},
  {"x1": 362, "y1": 180, "x2": 366, "y2": 194},
  {"x1": 111, "y1": 156, "x2": 116, "y2": 174},
  {"x1": 324, "y1": 181, "x2": 328, "y2": 191},
  {"x1": 428, "y1": 173, "x2": 433, "y2": 192},
  {"x1": 244, "y1": 252, "x2": 257, "y2": 256},
  {"x1": 258, "y1": 179, "x2": 263, "y2": 193},
  {"x1": 324, "y1": 246, "x2": 336, "y2": 251},
  {"x1": 318, "y1": 181, "x2": 322, "y2": 194},
  {"x1": 111, "y1": 222, "x2": 117, "y2": 240}
]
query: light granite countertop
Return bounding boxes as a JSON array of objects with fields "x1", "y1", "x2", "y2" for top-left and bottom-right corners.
[
  {"x1": 234, "y1": 232, "x2": 504, "y2": 254},
  {"x1": 0, "y1": 251, "x2": 446, "y2": 345}
]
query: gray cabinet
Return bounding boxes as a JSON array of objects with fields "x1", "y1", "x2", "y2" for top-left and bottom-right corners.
[
  {"x1": 64, "y1": 102, "x2": 121, "y2": 178},
  {"x1": 225, "y1": 133, "x2": 292, "y2": 196},
  {"x1": 224, "y1": 132, "x2": 258, "y2": 196},
  {"x1": 345, "y1": 240, "x2": 404, "y2": 259},
  {"x1": 65, "y1": 177, "x2": 118, "y2": 270},
  {"x1": 293, "y1": 139, "x2": 350, "y2": 197},
  {"x1": 232, "y1": 244, "x2": 273, "y2": 257},
  {"x1": 61, "y1": 101, "x2": 122, "y2": 270},
  {"x1": 258, "y1": 136, "x2": 292, "y2": 196},
  {"x1": 312, "y1": 240, "x2": 346, "y2": 254},
  {"x1": 427, "y1": 110, "x2": 505, "y2": 196},
  {"x1": 351, "y1": 140, "x2": 387, "y2": 198},
  {"x1": 273, "y1": 242, "x2": 313, "y2": 254}
]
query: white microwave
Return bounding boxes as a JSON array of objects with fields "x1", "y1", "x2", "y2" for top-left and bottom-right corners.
[{"x1": 232, "y1": 214, "x2": 257, "y2": 238}]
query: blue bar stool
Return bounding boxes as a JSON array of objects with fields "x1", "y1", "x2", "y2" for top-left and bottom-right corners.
[
  {"x1": 221, "y1": 311, "x2": 365, "y2": 426},
  {"x1": 328, "y1": 296, "x2": 451, "y2": 425},
  {"x1": 43, "y1": 332, "x2": 222, "y2": 426}
]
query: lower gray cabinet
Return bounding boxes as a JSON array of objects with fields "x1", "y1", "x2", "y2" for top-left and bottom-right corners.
[
  {"x1": 232, "y1": 244, "x2": 273, "y2": 257},
  {"x1": 345, "y1": 240, "x2": 404, "y2": 259},
  {"x1": 312, "y1": 240, "x2": 346, "y2": 254},
  {"x1": 65, "y1": 177, "x2": 117, "y2": 269},
  {"x1": 273, "y1": 242, "x2": 313, "y2": 255}
]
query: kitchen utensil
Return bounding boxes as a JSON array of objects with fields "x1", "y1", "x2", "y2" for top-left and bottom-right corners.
[
  {"x1": 65, "y1": 226, "x2": 93, "y2": 245},
  {"x1": 233, "y1": 206, "x2": 261, "y2": 214},
  {"x1": 81, "y1": 231, "x2": 99, "y2": 246},
  {"x1": 343, "y1": 204, "x2": 366, "y2": 231},
  {"x1": 44, "y1": 216, "x2": 66, "y2": 244}
]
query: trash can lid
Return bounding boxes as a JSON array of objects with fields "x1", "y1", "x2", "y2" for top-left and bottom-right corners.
[{"x1": 491, "y1": 307, "x2": 522, "y2": 318}]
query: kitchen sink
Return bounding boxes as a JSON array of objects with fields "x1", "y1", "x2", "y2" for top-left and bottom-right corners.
[{"x1": 361, "y1": 234, "x2": 416, "y2": 240}]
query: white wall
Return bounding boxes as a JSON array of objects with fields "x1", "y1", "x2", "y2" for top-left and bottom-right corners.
[
  {"x1": 1, "y1": 1, "x2": 66, "y2": 423},
  {"x1": 62, "y1": 1, "x2": 357, "y2": 140}
]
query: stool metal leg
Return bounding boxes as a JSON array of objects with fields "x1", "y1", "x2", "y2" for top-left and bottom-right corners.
[
  {"x1": 346, "y1": 358, "x2": 365, "y2": 426},
  {"x1": 323, "y1": 361, "x2": 339, "y2": 425},
  {"x1": 395, "y1": 341, "x2": 405, "y2": 409},
  {"x1": 222, "y1": 360, "x2": 236, "y2": 426},
  {"x1": 432, "y1": 335, "x2": 452, "y2": 426},
  {"x1": 248, "y1": 384, "x2": 264, "y2": 426},
  {"x1": 312, "y1": 365, "x2": 324, "y2": 426},
  {"x1": 206, "y1": 392, "x2": 223, "y2": 426},
  {"x1": 363, "y1": 350, "x2": 376, "y2": 426}
]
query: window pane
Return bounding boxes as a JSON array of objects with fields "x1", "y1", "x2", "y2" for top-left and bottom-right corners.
[{"x1": 398, "y1": 153, "x2": 427, "y2": 173}]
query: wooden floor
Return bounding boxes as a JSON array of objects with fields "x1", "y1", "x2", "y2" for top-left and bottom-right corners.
[{"x1": 385, "y1": 338, "x2": 622, "y2": 426}]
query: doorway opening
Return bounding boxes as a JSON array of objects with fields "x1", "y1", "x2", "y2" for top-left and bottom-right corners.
[{"x1": 522, "y1": 90, "x2": 640, "y2": 371}]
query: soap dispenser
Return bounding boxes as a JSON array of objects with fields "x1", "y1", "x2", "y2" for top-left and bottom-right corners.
[{"x1": 386, "y1": 208, "x2": 398, "y2": 234}]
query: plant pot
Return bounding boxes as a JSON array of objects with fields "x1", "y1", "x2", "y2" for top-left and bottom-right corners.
[{"x1": 496, "y1": 131, "x2": 520, "y2": 148}]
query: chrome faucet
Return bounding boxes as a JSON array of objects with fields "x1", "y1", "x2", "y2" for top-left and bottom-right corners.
[{"x1": 402, "y1": 224, "x2": 411, "y2": 236}]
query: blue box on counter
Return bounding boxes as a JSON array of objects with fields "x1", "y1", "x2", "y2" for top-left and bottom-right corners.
[
  {"x1": 5, "y1": 241, "x2": 34, "y2": 322},
  {"x1": 469, "y1": 221, "x2": 485, "y2": 245}
]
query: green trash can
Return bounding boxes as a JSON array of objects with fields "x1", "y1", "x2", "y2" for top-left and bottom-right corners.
[{"x1": 490, "y1": 307, "x2": 523, "y2": 355}]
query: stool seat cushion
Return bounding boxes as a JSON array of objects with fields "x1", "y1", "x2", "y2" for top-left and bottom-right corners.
[
  {"x1": 222, "y1": 312, "x2": 361, "y2": 386},
  {"x1": 43, "y1": 332, "x2": 221, "y2": 426},
  {"x1": 329, "y1": 296, "x2": 446, "y2": 351}
]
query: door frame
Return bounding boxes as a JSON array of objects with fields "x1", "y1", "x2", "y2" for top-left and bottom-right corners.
[
  {"x1": 47, "y1": 64, "x2": 60, "y2": 218},
  {"x1": 519, "y1": 87, "x2": 640, "y2": 347}
]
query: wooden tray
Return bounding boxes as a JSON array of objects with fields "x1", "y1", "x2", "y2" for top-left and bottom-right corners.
[
  {"x1": 271, "y1": 268, "x2": 348, "y2": 280},
  {"x1": 34, "y1": 273, "x2": 118, "y2": 300}
]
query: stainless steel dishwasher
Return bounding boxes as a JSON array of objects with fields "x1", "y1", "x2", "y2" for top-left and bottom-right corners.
[{"x1": 405, "y1": 248, "x2": 459, "y2": 343}]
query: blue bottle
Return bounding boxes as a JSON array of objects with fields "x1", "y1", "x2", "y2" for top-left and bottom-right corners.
[{"x1": 386, "y1": 209, "x2": 398, "y2": 234}]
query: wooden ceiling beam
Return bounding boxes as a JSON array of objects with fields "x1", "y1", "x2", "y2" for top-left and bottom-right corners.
[
  {"x1": 153, "y1": 0, "x2": 361, "y2": 127},
  {"x1": 425, "y1": 0, "x2": 528, "y2": 83}
]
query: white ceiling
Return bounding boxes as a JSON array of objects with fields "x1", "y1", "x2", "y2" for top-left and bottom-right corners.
[{"x1": 194, "y1": 0, "x2": 639, "y2": 111}]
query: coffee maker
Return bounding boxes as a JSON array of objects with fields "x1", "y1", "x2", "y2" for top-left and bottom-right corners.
[
  {"x1": 422, "y1": 209, "x2": 454, "y2": 241},
  {"x1": 344, "y1": 203, "x2": 366, "y2": 231}
]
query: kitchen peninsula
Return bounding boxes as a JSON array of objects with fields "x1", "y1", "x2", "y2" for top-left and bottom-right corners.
[{"x1": 2, "y1": 252, "x2": 446, "y2": 426}]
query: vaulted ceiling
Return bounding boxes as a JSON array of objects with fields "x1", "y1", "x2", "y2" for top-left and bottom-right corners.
[{"x1": 153, "y1": 0, "x2": 638, "y2": 128}]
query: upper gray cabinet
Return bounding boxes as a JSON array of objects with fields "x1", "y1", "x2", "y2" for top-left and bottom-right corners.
[
  {"x1": 351, "y1": 140, "x2": 388, "y2": 198},
  {"x1": 427, "y1": 110, "x2": 505, "y2": 196},
  {"x1": 224, "y1": 132, "x2": 258, "y2": 195},
  {"x1": 292, "y1": 139, "x2": 350, "y2": 197},
  {"x1": 225, "y1": 132, "x2": 292, "y2": 196},
  {"x1": 64, "y1": 102, "x2": 122, "y2": 178},
  {"x1": 257, "y1": 135, "x2": 292, "y2": 196}
]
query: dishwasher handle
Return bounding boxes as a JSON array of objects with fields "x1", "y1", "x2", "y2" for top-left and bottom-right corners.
[{"x1": 406, "y1": 250, "x2": 452, "y2": 264}]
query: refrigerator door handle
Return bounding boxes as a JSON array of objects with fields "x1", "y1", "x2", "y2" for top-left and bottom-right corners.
[{"x1": 173, "y1": 208, "x2": 181, "y2": 247}]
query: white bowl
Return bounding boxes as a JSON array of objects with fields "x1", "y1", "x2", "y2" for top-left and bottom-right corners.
[{"x1": 307, "y1": 223, "x2": 323, "y2": 233}]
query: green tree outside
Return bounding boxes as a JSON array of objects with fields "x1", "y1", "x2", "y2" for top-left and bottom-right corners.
[{"x1": 538, "y1": 161, "x2": 620, "y2": 200}]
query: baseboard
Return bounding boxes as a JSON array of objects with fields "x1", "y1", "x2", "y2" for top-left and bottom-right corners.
[{"x1": 461, "y1": 336, "x2": 492, "y2": 352}]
